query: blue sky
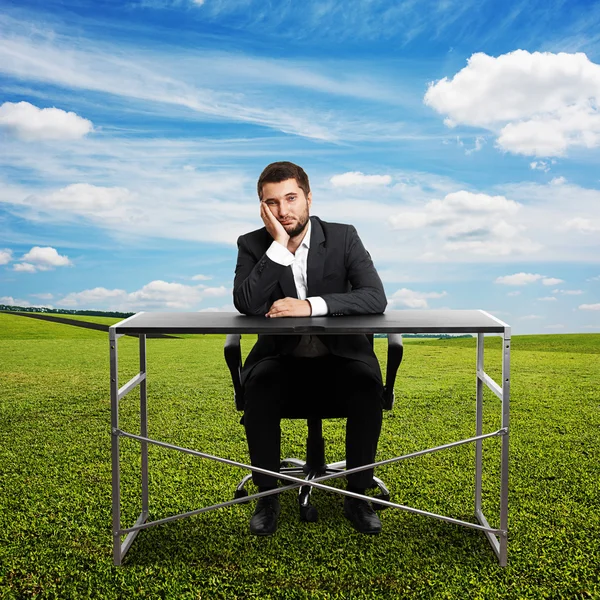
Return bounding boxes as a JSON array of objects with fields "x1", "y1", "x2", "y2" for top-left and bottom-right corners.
[{"x1": 1, "y1": 0, "x2": 600, "y2": 333}]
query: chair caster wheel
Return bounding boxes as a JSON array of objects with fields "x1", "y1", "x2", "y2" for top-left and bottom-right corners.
[
  {"x1": 300, "y1": 504, "x2": 318, "y2": 522},
  {"x1": 234, "y1": 489, "x2": 249, "y2": 503},
  {"x1": 372, "y1": 493, "x2": 390, "y2": 510}
]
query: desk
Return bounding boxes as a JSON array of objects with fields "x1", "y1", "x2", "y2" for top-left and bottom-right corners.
[{"x1": 109, "y1": 310, "x2": 510, "y2": 566}]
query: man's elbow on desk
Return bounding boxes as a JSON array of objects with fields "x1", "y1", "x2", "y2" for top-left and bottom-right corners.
[{"x1": 233, "y1": 296, "x2": 269, "y2": 317}]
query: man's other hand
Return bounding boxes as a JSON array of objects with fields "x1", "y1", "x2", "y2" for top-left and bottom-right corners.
[{"x1": 266, "y1": 298, "x2": 312, "y2": 318}]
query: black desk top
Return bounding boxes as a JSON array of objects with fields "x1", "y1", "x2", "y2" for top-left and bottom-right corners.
[{"x1": 111, "y1": 310, "x2": 509, "y2": 335}]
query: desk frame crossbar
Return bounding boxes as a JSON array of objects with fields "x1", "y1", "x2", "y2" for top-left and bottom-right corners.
[{"x1": 109, "y1": 322, "x2": 510, "y2": 567}]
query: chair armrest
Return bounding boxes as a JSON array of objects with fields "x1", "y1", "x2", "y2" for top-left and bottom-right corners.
[
  {"x1": 383, "y1": 334, "x2": 403, "y2": 410},
  {"x1": 224, "y1": 334, "x2": 244, "y2": 410}
]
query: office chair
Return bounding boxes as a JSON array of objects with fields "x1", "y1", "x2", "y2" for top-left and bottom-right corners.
[{"x1": 224, "y1": 333, "x2": 404, "y2": 522}]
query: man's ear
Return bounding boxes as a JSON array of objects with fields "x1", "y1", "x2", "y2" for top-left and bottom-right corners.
[{"x1": 307, "y1": 191, "x2": 312, "y2": 208}]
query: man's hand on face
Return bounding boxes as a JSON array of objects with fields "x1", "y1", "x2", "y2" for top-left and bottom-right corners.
[
  {"x1": 266, "y1": 298, "x2": 312, "y2": 318},
  {"x1": 260, "y1": 201, "x2": 290, "y2": 248}
]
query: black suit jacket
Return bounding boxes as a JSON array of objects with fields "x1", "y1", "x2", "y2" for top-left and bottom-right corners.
[{"x1": 233, "y1": 216, "x2": 387, "y2": 384}]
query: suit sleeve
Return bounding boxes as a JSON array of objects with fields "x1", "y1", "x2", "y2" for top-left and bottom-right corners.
[
  {"x1": 233, "y1": 235, "x2": 288, "y2": 316},
  {"x1": 321, "y1": 226, "x2": 387, "y2": 315}
]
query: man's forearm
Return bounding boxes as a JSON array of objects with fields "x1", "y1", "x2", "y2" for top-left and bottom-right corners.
[{"x1": 322, "y1": 287, "x2": 387, "y2": 316}]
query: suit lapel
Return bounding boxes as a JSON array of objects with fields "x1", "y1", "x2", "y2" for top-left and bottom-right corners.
[{"x1": 307, "y1": 216, "x2": 326, "y2": 296}]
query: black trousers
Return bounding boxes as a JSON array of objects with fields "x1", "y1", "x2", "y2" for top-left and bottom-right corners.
[{"x1": 242, "y1": 354, "x2": 384, "y2": 489}]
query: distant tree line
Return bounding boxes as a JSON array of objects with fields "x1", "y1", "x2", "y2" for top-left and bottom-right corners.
[
  {"x1": 373, "y1": 333, "x2": 473, "y2": 339},
  {"x1": 0, "y1": 305, "x2": 134, "y2": 318}
]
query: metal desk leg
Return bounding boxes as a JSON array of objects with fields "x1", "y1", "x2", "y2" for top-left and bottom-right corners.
[
  {"x1": 109, "y1": 328, "x2": 121, "y2": 566},
  {"x1": 110, "y1": 331, "x2": 149, "y2": 566},
  {"x1": 475, "y1": 333, "x2": 484, "y2": 514},
  {"x1": 499, "y1": 329, "x2": 511, "y2": 566},
  {"x1": 140, "y1": 334, "x2": 149, "y2": 517},
  {"x1": 475, "y1": 330, "x2": 510, "y2": 566}
]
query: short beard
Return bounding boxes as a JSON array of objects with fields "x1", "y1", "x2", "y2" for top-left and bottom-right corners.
[
  {"x1": 285, "y1": 202, "x2": 310, "y2": 238},
  {"x1": 285, "y1": 218, "x2": 308, "y2": 238}
]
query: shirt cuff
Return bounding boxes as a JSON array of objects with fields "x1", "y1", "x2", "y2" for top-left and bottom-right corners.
[
  {"x1": 307, "y1": 296, "x2": 328, "y2": 316},
  {"x1": 266, "y1": 241, "x2": 295, "y2": 266}
]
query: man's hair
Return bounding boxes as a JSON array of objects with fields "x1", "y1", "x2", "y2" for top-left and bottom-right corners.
[{"x1": 257, "y1": 161, "x2": 311, "y2": 200}]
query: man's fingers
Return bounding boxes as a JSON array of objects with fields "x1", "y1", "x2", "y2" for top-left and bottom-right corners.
[{"x1": 266, "y1": 299, "x2": 289, "y2": 317}]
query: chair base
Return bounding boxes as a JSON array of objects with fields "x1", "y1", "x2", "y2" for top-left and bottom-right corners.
[{"x1": 234, "y1": 458, "x2": 390, "y2": 521}]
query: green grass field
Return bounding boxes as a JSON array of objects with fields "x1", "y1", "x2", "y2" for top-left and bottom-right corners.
[{"x1": 1, "y1": 311, "x2": 599, "y2": 599}]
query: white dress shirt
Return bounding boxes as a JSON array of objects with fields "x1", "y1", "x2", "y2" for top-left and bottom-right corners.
[{"x1": 265, "y1": 220, "x2": 330, "y2": 356}]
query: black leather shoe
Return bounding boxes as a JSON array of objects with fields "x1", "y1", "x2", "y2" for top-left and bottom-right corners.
[
  {"x1": 250, "y1": 495, "x2": 281, "y2": 536},
  {"x1": 344, "y1": 496, "x2": 382, "y2": 534}
]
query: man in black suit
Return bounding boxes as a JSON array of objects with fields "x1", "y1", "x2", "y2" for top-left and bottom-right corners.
[{"x1": 233, "y1": 161, "x2": 387, "y2": 536}]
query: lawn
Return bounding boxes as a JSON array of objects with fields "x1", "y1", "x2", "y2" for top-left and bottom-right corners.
[{"x1": 1, "y1": 311, "x2": 599, "y2": 599}]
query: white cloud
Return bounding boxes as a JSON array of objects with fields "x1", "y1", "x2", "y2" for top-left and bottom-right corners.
[
  {"x1": 387, "y1": 288, "x2": 447, "y2": 309},
  {"x1": 553, "y1": 289, "x2": 584, "y2": 295},
  {"x1": 0, "y1": 296, "x2": 30, "y2": 306},
  {"x1": 545, "y1": 324, "x2": 565, "y2": 329},
  {"x1": 57, "y1": 279, "x2": 231, "y2": 310},
  {"x1": 13, "y1": 262, "x2": 37, "y2": 273},
  {"x1": 388, "y1": 212, "x2": 430, "y2": 229},
  {"x1": 499, "y1": 180, "x2": 600, "y2": 262},
  {"x1": 465, "y1": 136, "x2": 485, "y2": 155},
  {"x1": 537, "y1": 297, "x2": 557, "y2": 301},
  {"x1": 550, "y1": 176, "x2": 567, "y2": 185},
  {"x1": 520, "y1": 314, "x2": 544, "y2": 320},
  {"x1": 579, "y1": 303, "x2": 600, "y2": 310},
  {"x1": 191, "y1": 274, "x2": 213, "y2": 281},
  {"x1": 0, "y1": 249, "x2": 12, "y2": 265},
  {"x1": 40, "y1": 183, "x2": 137, "y2": 222},
  {"x1": 0, "y1": 101, "x2": 93, "y2": 141},
  {"x1": 587, "y1": 275, "x2": 600, "y2": 281},
  {"x1": 495, "y1": 273, "x2": 545, "y2": 285},
  {"x1": 424, "y1": 50, "x2": 600, "y2": 157},
  {"x1": 202, "y1": 286, "x2": 229, "y2": 297},
  {"x1": 563, "y1": 217, "x2": 600, "y2": 233},
  {"x1": 127, "y1": 280, "x2": 205, "y2": 309},
  {"x1": 30, "y1": 292, "x2": 54, "y2": 300},
  {"x1": 495, "y1": 273, "x2": 564, "y2": 286},
  {"x1": 8, "y1": 179, "x2": 256, "y2": 246},
  {"x1": 530, "y1": 161, "x2": 550, "y2": 172},
  {"x1": 14, "y1": 246, "x2": 73, "y2": 272},
  {"x1": 507, "y1": 291, "x2": 521, "y2": 296},
  {"x1": 330, "y1": 172, "x2": 392, "y2": 187},
  {"x1": 22, "y1": 246, "x2": 72, "y2": 268},
  {"x1": 388, "y1": 190, "x2": 533, "y2": 256},
  {"x1": 443, "y1": 237, "x2": 539, "y2": 256},
  {"x1": 59, "y1": 287, "x2": 127, "y2": 307}
]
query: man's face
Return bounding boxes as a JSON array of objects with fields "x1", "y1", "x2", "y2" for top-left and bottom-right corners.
[{"x1": 261, "y1": 178, "x2": 312, "y2": 238}]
